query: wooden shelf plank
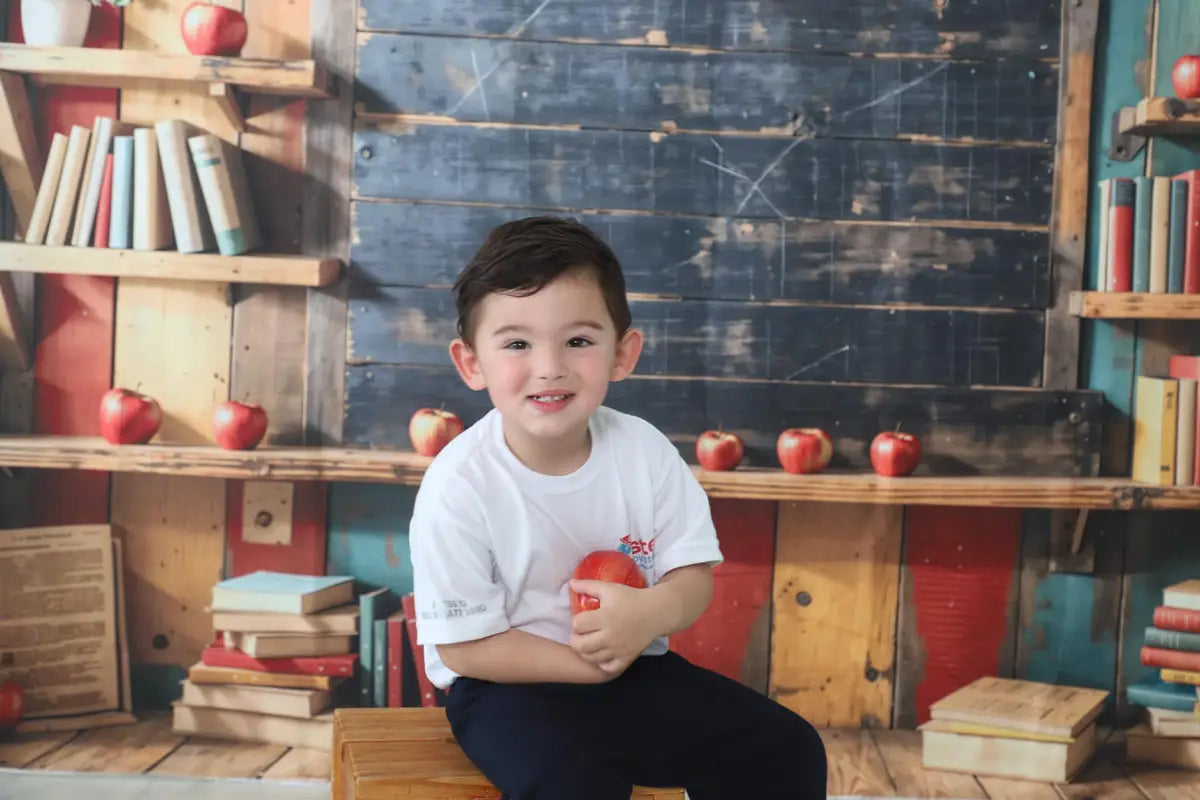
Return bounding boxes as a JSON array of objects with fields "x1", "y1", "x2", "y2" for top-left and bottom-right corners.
[
  {"x1": 1117, "y1": 96, "x2": 1200, "y2": 136},
  {"x1": 0, "y1": 435, "x2": 1194, "y2": 510},
  {"x1": 1068, "y1": 290, "x2": 1200, "y2": 319},
  {"x1": 0, "y1": 43, "x2": 330, "y2": 98},
  {"x1": 0, "y1": 243, "x2": 341, "y2": 287}
]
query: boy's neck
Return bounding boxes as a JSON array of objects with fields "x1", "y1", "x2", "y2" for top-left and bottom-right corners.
[{"x1": 501, "y1": 420, "x2": 592, "y2": 476}]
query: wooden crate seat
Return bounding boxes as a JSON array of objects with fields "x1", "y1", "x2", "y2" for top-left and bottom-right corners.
[{"x1": 333, "y1": 707, "x2": 685, "y2": 799}]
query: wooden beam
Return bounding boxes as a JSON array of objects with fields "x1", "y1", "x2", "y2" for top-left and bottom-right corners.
[
  {"x1": 1069, "y1": 290, "x2": 1200, "y2": 319},
  {"x1": 0, "y1": 435, "x2": 1198, "y2": 510},
  {"x1": 207, "y1": 83, "x2": 245, "y2": 133},
  {"x1": 1043, "y1": 0, "x2": 1101, "y2": 390},
  {"x1": 0, "y1": 71, "x2": 42, "y2": 235},
  {"x1": 0, "y1": 44, "x2": 330, "y2": 97},
  {"x1": 0, "y1": 272, "x2": 30, "y2": 370}
]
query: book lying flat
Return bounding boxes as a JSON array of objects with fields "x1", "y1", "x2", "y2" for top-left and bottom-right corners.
[{"x1": 210, "y1": 571, "x2": 354, "y2": 614}]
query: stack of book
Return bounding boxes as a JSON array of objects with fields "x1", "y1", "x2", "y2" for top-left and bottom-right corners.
[
  {"x1": 171, "y1": 571, "x2": 359, "y2": 751},
  {"x1": 919, "y1": 676, "x2": 1108, "y2": 782},
  {"x1": 1126, "y1": 579, "x2": 1200, "y2": 769}
]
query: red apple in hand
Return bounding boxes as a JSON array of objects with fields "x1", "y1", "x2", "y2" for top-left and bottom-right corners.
[
  {"x1": 409, "y1": 407, "x2": 463, "y2": 457},
  {"x1": 696, "y1": 428, "x2": 744, "y2": 471},
  {"x1": 1174, "y1": 55, "x2": 1200, "y2": 99},
  {"x1": 569, "y1": 550, "x2": 647, "y2": 614},
  {"x1": 777, "y1": 428, "x2": 833, "y2": 474},
  {"x1": 0, "y1": 681, "x2": 24, "y2": 730},
  {"x1": 99, "y1": 387, "x2": 162, "y2": 445},
  {"x1": 213, "y1": 401, "x2": 268, "y2": 450},
  {"x1": 180, "y1": 1, "x2": 248, "y2": 57},
  {"x1": 870, "y1": 431, "x2": 922, "y2": 477}
]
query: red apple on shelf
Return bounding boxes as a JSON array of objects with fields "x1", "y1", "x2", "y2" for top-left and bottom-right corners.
[
  {"x1": 569, "y1": 550, "x2": 647, "y2": 614},
  {"x1": 869, "y1": 431, "x2": 922, "y2": 477},
  {"x1": 695, "y1": 428, "x2": 744, "y2": 471},
  {"x1": 99, "y1": 387, "x2": 162, "y2": 445},
  {"x1": 0, "y1": 680, "x2": 24, "y2": 731},
  {"x1": 180, "y1": 1, "x2": 248, "y2": 57},
  {"x1": 213, "y1": 401, "x2": 268, "y2": 450},
  {"x1": 776, "y1": 428, "x2": 833, "y2": 474},
  {"x1": 409, "y1": 407, "x2": 463, "y2": 457},
  {"x1": 1174, "y1": 54, "x2": 1200, "y2": 99}
]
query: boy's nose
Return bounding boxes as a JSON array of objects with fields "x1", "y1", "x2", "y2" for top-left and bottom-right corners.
[{"x1": 535, "y1": 353, "x2": 567, "y2": 380}]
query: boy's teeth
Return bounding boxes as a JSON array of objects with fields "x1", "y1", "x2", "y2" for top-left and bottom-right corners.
[{"x1": 534, "y1": 394, "x2": 567, "y2": 401}]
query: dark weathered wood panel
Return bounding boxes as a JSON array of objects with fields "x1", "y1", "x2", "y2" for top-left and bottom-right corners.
[
  {"x1": 356, "y1": 34, "x2": 1057, "y2": 143},
  {"x1": 351, "y1": 202, "x2": 1050, "y2": 309},
  {"x1": 357, "y1": 0, "x2": 1060, "y2": 60},
  {"x1": 352, "y1": 124, "x2": 1054, "y2": 224},
  {"x1": 348, "y1": 286, "x2": 1045, "y2": 387},
  {"x1": 345, "y1": 365, "x2": 1102, "y2": 476}
]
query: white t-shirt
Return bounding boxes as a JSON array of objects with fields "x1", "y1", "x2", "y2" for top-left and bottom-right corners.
[{"x1": 409, "y1": 405, "x2": 724, "y2": 689}]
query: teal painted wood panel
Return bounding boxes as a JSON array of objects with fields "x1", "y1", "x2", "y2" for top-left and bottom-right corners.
[{"x1": 327, "y1": 483, "x2": 418, "y2": 597}]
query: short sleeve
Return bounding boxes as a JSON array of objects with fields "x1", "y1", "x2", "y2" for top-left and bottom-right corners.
[
  {"x1": 651, "y1": 439, "x2": 724, "y2": 579},
  {"x1": 409, "y1": 475, "x2": 510, "y2": 646}
]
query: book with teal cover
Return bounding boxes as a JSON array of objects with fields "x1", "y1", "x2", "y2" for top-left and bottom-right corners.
[
  {"x1": 211, "y1": 571, "x2": 354, "y2": 614},
  {"x1": 1133, "y1": 175, "x2": 1152, "y2": 291},
  {"x1": 1126, "y1": 673, "x2": 1196, "y2": 712}
]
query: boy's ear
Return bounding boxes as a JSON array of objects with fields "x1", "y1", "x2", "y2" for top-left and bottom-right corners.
[
  {"x1": 449, "y1": 338, "x2": 487, "y2": 390},
  {"x1": 610, "y1": 328, "x2": 643, "y2": 382}
]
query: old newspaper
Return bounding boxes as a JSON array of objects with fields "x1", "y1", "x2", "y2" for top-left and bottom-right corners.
[{"x1": 0, "y1": 524, "x2": 127, "y2": 722}]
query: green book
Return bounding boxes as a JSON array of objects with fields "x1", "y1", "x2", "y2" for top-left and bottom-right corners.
[{"x1": 1133, "y1": 175, "x2": 1152, "y2": 292}]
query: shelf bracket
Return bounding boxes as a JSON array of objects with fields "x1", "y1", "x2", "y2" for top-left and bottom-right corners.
[
  {"x1": 1048, "y1": 508, "x2": 1094, "y2": 574},
  {"x1": 208, "y1": 82, "x2": 246, "y2": 133},
  {"x1": 1109, "y1": 107, "x2": 1146, "y2": 162}
]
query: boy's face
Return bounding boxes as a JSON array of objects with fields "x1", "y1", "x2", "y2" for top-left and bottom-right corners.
[{"x1": 449, "y1": 268, "x2": 642, "y2": 465}]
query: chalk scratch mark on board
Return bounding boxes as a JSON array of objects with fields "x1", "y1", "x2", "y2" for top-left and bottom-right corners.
[
  {"x1": 509, "y1": 0, "x2": 553, "y2": 37},
  {"x1": 734, "y1": 137, "x2": 805, "y2": 215},
  {"x1": 470, "y1": 49, "x2": 491, "y2": 121},
  {"x1": 447, "y1": 49, "x2": 504, "y2": 118},
  {"x1": 784, "y1": 344, "x2": 852, "y2": 380},
  {"x1": 830, "y1": 61, "x2": 951, "y2": 123},
  {"x1": 699, "y1": 157, "x2": 783, "y2": 217}
]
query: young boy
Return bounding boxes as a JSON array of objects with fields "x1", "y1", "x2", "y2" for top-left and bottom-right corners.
[{"x1": 409, "y1": 216, "x2": 827, "y2": 799}]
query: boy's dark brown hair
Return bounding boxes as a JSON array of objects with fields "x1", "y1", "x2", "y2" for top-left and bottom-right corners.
[{"x1": 453, "y1": 216, "x2": 632, "y2": 345}]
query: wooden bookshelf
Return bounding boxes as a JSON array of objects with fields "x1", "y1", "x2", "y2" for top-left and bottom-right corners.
[
  {"x1": 0, "y1": 44, "x2": 330, "y2": 98},
  {"x1": 1117, "y1": 96, "x2": 1200, "y2": 137},
  {"x1": 0, "y1": 242, "x2": 341, "y2": 287},
  {"x1": 1068, "y1": 290, "x2": 1200, "y2": 319},
  {"x1": 0, "y1": 435, "x2": 1195, "y2": 510}
]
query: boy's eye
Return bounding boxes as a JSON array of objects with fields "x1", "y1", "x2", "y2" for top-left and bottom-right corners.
[
  {"x1": 504, "y1": 340, "x2": 529, "y2": 350},
  {"x1": 567, "y1": 337, "x2": 593, "y2": 348}
]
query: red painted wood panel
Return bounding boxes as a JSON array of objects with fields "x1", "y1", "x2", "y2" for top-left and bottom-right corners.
[
  {"x1": 905, "y1": 505, "x2": 1021, "y2": 724},
  {"x1": 226, "y1": 481, "x2": 328, "y2": 577},
  {"x1": 9, "y1": 4, "x2": 120, "y2": 527},
  {"x1": 669, "y1": 498, "x2": 775, "y2": 688}
]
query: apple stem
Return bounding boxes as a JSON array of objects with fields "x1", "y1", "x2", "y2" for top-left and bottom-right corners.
[{"x1": 894, "y1": 422, "x2": 901, "y2": 433}]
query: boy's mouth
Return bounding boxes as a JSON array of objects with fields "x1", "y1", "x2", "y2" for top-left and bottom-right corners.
[{"x1": 528, "y1": 392, "x2": 574, "y2": 411}]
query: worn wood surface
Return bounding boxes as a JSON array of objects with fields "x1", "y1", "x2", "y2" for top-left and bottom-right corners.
[
  {"x1": 29, "y1": 714, "x2": 181, "y2": 773},
  {"x1": 352, "y1": 286, "x2": 1046, "y2": 387},
  {"x1": 771, "y1": 502, "x2": 901, "y2": 727},
  {"x1": 358, "y1": 34, "x2": 1057, "y2": 143},
  {"x1": 1070, "y1": 290, "x2": 1200, "y2": 319},
  {"x1": 357, "y1": 0, "x2": 1061, "y2": 59},
  {"x1": 871, "y1": 728, "x2": 989, "y2": 798},
  {"x1": 149, "y1": 740, "x2": 287, "y2": 778},
  {"x1": 1042, "y1": 0, "x2": 1099, "y2": 393},
  {"x1": 302, "y1": 0, "x2": 355, "y2": 446},
  {"x1": 260, "y1": 747, "x2": 330, "y2": 781},
  {"x1": 352, "y1": 122, "x2": 1054, "y2": 225},
  {"x1": 892, "y1": 507, "x2": 1022, "y2": 728},
  {"x1": 346, "y1": 365, "x2": 1102, "y2": 475},
  {"x1": 819, "y1": 729, "x2": 897, "y2": 796},
  {"x1": 351, "y1": 202, "x2": 1050, "y2": 310}
]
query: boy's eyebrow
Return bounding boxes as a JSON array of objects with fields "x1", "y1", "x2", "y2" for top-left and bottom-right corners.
[{"x1": 490, "y1": 320, "x2": 606, "y2": 337}]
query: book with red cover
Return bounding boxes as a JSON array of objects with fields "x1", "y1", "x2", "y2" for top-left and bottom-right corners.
[
  {"x1": 386, "y1": 612, "x2": 404, "y2": 708},
  {"x1": 401, "y1": 592, "x2": 438, "y2": 708},
  {"x1": 93, "y1": 153, "x2": 114, "y2": 249},
  {"x1": 1108, "y1": 177, "x2": 1134, "y2": 291},
  {"x1": 1154, "y1": 604, "x2": 1200, "y2": 633},
  {"x1": 1141, "y1": 643, "x2": 1200, "y2": 671},
  {"x1": 201, "y1": 642, "x2": 357, "y2": 676},
  {"x1": 1175, "y1": 168, "x2": 1200, "y2": 293}
]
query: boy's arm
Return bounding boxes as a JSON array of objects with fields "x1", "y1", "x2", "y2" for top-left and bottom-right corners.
[
  {"x1": 644, "y1": 561, "x2": 714, "y2": 636},
  {"x1": 439, "y1": 629, "x2": 612, "y2": 684}
]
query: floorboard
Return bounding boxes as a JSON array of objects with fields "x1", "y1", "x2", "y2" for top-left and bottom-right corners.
[
  {"x1": 260, "y1": 747, "x2": 330, "y2": 781},
  {"x1": 149, "y1": 738, "x2": 288, "y2": 778}
]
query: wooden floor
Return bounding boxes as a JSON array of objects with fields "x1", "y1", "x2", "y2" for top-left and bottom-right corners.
[{"x1": 1, "y1": 713, "x2": 1199, "y2": 797}]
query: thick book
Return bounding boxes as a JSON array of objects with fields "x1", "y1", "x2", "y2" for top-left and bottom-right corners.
[
  {"x1": 201, "y1": 643, "x2": 357, "y2": 677},
  {"x1": 210, "y1": 570, "x2": 354, "y2": 614},
  {"x1": 187, "y1": 661, "x2": 340, "y2": 691},
  {"x1": 1155, "y1": 604, "x2": 1200, "y2": 632},
  {"x1": 211, "y1": 603, "x2": 359, "y2": 635}
]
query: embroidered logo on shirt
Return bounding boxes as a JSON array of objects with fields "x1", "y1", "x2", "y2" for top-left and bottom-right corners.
[
  {"x1": 421, "y1": 599, "x2": 488, "y2": 621},
  {"x1": 618, "y1": 534, "x2": 655, "y2": 569}
]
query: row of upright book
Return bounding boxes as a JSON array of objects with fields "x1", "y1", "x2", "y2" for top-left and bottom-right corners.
[
  {"x1": 1094, "y1": 173, "x2": 1199, "y2": 294},
  {"x1": 1131, "y1": 355, "x2": 1200, "y2": 486},
  {"x1": 171, "y1": 570, "x2": 419, "y2": 751},
  {"x1": 25, "y1": 114, "x2": 261, "y2": 256}
]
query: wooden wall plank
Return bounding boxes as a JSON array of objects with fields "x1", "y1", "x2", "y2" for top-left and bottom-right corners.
[
  {"x1": 8, "y1": 6, "x2": 120, "y2": 529},
  {"x1": 357, "y1": 0, "x2": 1061, "y2": 59},
  {"x1": 770, "y1": 501, "x2": 901, "y2": 728},
  {"x1": 352, "y1": 123, "x2": 1054, "y2": 225},
  {"x1": 326, "y1": 483, "x2": 418, "y2": 597},
  {"x1": 668, "y1": 498, "x2": 774, "y2": 692},
  {"x1": 892, "y1": 506, "x2": 1022, "y2": 728},
  {"x1": 112, "y1": 0, "x2": 237, "y2": 706},
  {"x1": 357, "y1": 34, "x2": 1057, "y2": 143},
  {"x1": 351, "y1": 202, "x2": 1050, "y2": 310},
  {"x1": 1042, "y1": 0, "x2": 1099, "y2": 391},
  {"x1": 346, "y1": 364, "x2": 1103, "y2": 476},
  {"x1": 350, "y1": 286, "x2": 1045, "y2": 387}
]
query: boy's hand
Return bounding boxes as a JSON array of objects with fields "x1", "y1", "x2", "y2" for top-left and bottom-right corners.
[{"x1": 567, "y1": 579, "x2": 660, "y2": 675}]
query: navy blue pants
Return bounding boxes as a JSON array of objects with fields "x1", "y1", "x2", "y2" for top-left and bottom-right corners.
[{"x1": 444, "y1": 650, "x2": 827, "y2": 799}]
